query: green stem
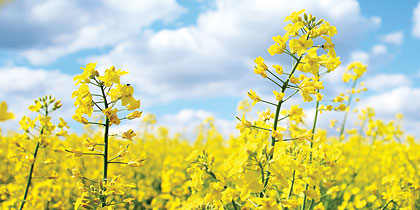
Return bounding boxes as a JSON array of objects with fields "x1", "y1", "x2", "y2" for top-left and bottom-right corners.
[
  {"x1": 267, "y1": 69, "x2": 285, "y2": 83},
  {"x1": 232, "y1": 200, "x2": 239, "y2": 210},
  {"x1": 20, "y1": 107, "x2": 49, "y2": 210},
  {"x1": 261, "y1": 99, "x2": 278, "y2": 106},
  {"x1": 87, "y1": 122, "x2": 106, "y2": 126},
  {"x1": 259, "y1": 55, "x2": 303, "y2": 197},
  {"x1": 251, "y1": 125, "x2": 272, "y2": 132},
  {"x1": 267, "y1": 76, "x2": 283, "y2": 88},
  {"x1": 339, "y1": 78, "x2": 358, "y2": 138},
  {"x1": 92, "y1": 100, "x2": 103, "y2": 111},
  {"x1": 259, "y1": 162, "x2": 265, "y2": 184},
  {"x1": 308, "y1": 199, "x2": 314, "y2": 210},
  {"x1": 19, "y1": 141, "x2": 40, "y2": 210},
  {"x1": 82, "y1": 152, "x2": 104, "y2": 156},
  {"x1": 277, "y1": 115, "x2": 290, "y2": 122},
  {"x1": 301, "y1": 84, "x2": 321, "y2": 210},
  {"x1": 380, "y1": 200, "x2": 393, "y2": 210},
  {"x1": 100, "y1": 84, "x2": 110, "y2": 207},
  {"x1": 287, "y1": 170, "x2": 296, "y2": 199},
  {"x1": 108, "y1": 161, "x2": 127, "y2": 164},
  {"x1": 283, "y1": 90, "x2": 299, "y2": 102}
]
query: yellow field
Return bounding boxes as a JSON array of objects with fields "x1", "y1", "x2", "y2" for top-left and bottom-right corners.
[{"x1": 1, "y1": 10, "x2": 419, "y2": 210}]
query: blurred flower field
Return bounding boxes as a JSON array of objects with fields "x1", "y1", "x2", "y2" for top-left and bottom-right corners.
[{"x1": 1, "y1": 10, "x2": 419, "y2": 210}]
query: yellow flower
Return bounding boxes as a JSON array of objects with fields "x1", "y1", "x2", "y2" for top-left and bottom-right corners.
[
  {"x1": 122, "y1": 129, "x2": 136, "y2": 140},
  {"x1": 247, "y1": 89, "x2": 261, "y2": 106},
  {"x1": 255, "y1": 197, "x2": 280, "y2": 210},
  {"x1": 29, "y1": 100, "x2": 42, "y2": 112},
  {"x1": 254, "y1": 56, "x2": 266, "y2": 66},
  {"x1": 272, "y1": 128, "x2": 285, "y2": 141},
  {"x1": 301, "y1": 51, "x2": 322, "y2": 74},
  {"x1": 258, "y1": 107, "x2": 274, "y2": 121},
  {"x1": 268, "y1": 43, "x2": 284, "y2": 56},
  {"x1": 0, "y1": 101, "x2": 14, "y2": 121},
  {"x1": 290, "y1": 74, "x2": 300, "y2": 84},
  {"x1": 335, "y1": 103, "x2": 347, "y2": 111},
  {"x1": 273, "y1": 90, "x2": 285, "y2": 101},
  {"x1": 127, "y1": 158, "x2": 146, "y2": 167},
  {"x1": 58, "y1": 117, "x2": 69, "y2": 129},
  {"x1": 289, "y1": 105, "x2": 303, "y2": 116},
  {"x1": 102, "y1": 107, "x2": 118, "y2": 119},
  {"x1": 284, "y1": 22, "x2": 304, "y2": 37},
  {"x1": 117, "y1": 145, "x2": 128, "y2": 157},
  {"x1": 303, "y1": 187, "x2": 321, "y2": 200},
  {"x1": 82, "y1": 138, "x2": 97, "y2": 151},
  {"x1": 314, "y1": 202, "x2": 325, "y2": 210},
  {"x1": 268, "y1": 34, "x2": 288, "y2": 55},
  {"x1": 126, "y1": 97, "x2": 140, "y2": 110},
  {"x1": 109, "y1": 114, "x2": 120, "y2": 125},
  {"x1": 273, "y1": 65, "x2": 283, "y2": 75},
  {"x1": 97, "y1": 66, "x2": 128, "y2": 87},
  {"x1": 72, "y1": 114, "x2": 88, "y2": 125},
  {"x1": 74, "y1": 62, "x2": 98, "y2": 85},
  {"x1": 236, "y1": 114, "x2": 252, "y2": 133},
  {"x1": 254, "y1": 56, "x2": 268, "y2": 78},
  {"x1": 289, "y1": 35, "x2": 313, "y2": 56},
  {"x1": 321, "y1": 35, "x2": 336, "y2": 57},
  {"x1": 19, "y1": 116, "x2": 36, "y2": 131},
  {"x1": 126, "y1": 111, "x2": 143, "y2": 120},
  {"x1": 284, "y1": 9, "x2": 305, "y2": 23}
]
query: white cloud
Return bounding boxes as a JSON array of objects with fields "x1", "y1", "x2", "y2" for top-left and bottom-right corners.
[
  {"x1": 6, "y1": 0, "x2": 409, "y2": 140},
  {"x1": 381, "y1": 31, "x2": 404, "y2": 46},
  {"x1": 350, "y1": 51, "x2": 370, "y2": 64},
  {"x1": 0, "y1": 0, "x2": 186, "y2": 65},
  {"x1": 357, "y1": 86, "x2": 420, "y2": 137},
  {"x1": 348, "y1": 44, "x2": 392, "y2": 71},
  {"x1": 358, "y1": 87, "x2": 420, "y2": 119},
  {"x1": 303, "y1": 86, "x2": 420, "y2": 138},
  {"x1": 364, "y1": 73, "x2": 412, "y2": 92},
  {"x1": 412, "y1": 1, "x2": 420, "y2": 38},
  {"x1": 0, "y1": 66, "x2": 76, "y2": 131},
  {"x1": 158, "y1": 109, "x2": 236, "y2": 141},
  {"x1": 372, "y1": 44, "x2": 387, "y2": 55},
  {"x1": 89, "y1": 0, "x2": 380, "y2": 106}
]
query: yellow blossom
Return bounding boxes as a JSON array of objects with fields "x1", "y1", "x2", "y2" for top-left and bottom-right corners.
[
  {"x1": 122, "y1": 129, "x2": 136, "y2": 140},
  {"x1": 273, "y1": 90, "x2": 285, "y2": 101},
  {"x1": 247, "y1": 89, "x2": 261, "y2": 106}
]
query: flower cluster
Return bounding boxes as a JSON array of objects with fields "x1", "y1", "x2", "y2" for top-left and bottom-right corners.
[
  {"x1": 0, "y1": 10, "x2": 419, "y2": 210},
  {"x1": 70, "y1": 63, "x2": 144, "y2": 208}
]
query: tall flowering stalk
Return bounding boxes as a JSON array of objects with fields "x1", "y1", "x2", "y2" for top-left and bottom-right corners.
[
  {"x1": 70, "y1": 63, "x2": 144, "y2": 208},
  {"x1": 16, "y1": 96, "x2": 67, "y2": 210},
  {"x1": 338, "y1": 62, "x2": 367, "y2": 138},
  {"x1": 245, "y1": 10, "x2": 342, "y2": 204},
  {"x1": 185, "y1": 10, "x2": 343, "y2": 210}
]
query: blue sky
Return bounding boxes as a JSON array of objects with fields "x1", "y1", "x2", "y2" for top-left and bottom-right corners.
[{"x1": 1, "y1": 0, "x2": 420, "y2": 138}]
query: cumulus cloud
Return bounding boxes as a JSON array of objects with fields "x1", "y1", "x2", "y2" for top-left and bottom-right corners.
[
  {"x1": 0, "y1": 0, "x2": 186, "y2": 65},
  {"x1": 381, "y1": 31, "x2": 404, "y2": 46},
  {"x1": 372, "y1": 44, "x2": 387, "y2": 55},
  {"x1": 302, "y1": 86, "x2": 420, "y2": 138},
  {"x1": 5, "y1": 0, "x2": 408, "y2": 139},
  {"x1": 348, "y1": 44, "x2": 392, "y2": 71},
  {"x1": 158, "y1": 109, "x2": 236, "y2": 140},
  {"x1": 357, "y1": 86, "x2": 420, "y2": 136},
  {"x1": 359, "y1": 87, "x2": 420, "y2": 117},
  {"x1": 350, "y1": 51, "x2": 370, "y2": 64},
  {"x1": 364, "y1": 73, "x2": 412, "y2": 92},
  {"x1": 89, "y1": 0, "x2": 380, "y2": 107},
  {"x1": 412, "y1": 1, "x2": 420, "y2": 38},
  {"x1": 0, "y1": 66, "x2": 76, "y2": 131}
]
